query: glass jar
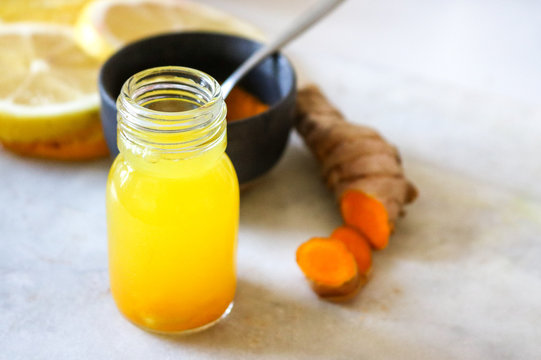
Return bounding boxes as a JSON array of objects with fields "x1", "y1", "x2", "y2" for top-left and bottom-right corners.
[{"x1": 106, "y1": 66, "x2": 239, "y2": 334}]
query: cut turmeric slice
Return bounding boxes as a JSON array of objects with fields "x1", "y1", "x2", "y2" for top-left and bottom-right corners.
[
  {"x1": 296, "y1": 237, "x2": 360, "y2": 301},
  {"x1": 340, "y1": 191, "x2": 390, "y2": 250},
  {"x1": 330, "y1": 226, "x2": 372, "y2": 272}
]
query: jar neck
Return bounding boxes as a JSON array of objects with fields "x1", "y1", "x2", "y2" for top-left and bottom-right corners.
[{"x1": 116, "y1": 66, "x2": 227, "y2": 167}]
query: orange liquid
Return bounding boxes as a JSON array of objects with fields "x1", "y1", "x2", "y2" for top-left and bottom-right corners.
[{"x1": 106, "y1": 151, "x2": 239, "y2": 333}]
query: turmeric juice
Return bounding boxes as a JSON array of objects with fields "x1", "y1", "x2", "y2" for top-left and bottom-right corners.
[{"x1": 106, "y1": 66, "x2": 239, "y2": 334}]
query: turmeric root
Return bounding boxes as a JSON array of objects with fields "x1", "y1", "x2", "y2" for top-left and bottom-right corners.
[
  {"x1": 296, "y1": 237, "x2": 363, "y2": 301},
  {"x1": 296, "y1": 85, "x2": 417, "y2": 249},
  {"x1": 330, "y1": 226, "x2": 372, "y2": 274}
]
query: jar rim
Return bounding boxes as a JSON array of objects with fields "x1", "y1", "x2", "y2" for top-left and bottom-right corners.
[
  {"x1": 119, "y1": 66, "x2": 223, "y2": 123},
  {"x1": 116, "y1": 66, "x2": 227, "y2": 158}
]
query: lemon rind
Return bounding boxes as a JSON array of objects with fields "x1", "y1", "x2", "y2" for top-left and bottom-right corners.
[
  {"x1": 0, "y1": 23, "x2": 101, "y2": 142},
  {"x1": 74, "y1": 0, "x2": 265, "y2": 60}
]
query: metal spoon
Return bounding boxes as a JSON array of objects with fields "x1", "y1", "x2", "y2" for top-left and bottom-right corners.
[{"x1": 220, "y1": 0, "x2": 346, "y2": 98}]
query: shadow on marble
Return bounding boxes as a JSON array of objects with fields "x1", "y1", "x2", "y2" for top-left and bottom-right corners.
[{"x1": 152, "y1": 277, "x2": 399, "y2": 358}]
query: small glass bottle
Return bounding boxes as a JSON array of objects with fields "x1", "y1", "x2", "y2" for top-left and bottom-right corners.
[{"x1": 106, "y1": 66, "x2": 239, "y2": 334}]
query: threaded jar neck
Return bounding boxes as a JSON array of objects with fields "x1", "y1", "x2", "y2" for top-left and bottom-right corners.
[{"x1": 117, "y1": 66, "x2": 227, "y2": 160}]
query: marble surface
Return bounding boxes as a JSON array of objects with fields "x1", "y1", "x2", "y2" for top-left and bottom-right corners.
[{"x1": 1, "y1": 0, "x2": 541, "y2": 359}]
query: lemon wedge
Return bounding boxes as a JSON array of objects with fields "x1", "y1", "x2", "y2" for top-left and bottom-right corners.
[
  {"x1": 0, "y1": 23, "x2": 101, "y2": 143},
  {"x1": 74, "y1": 0, "x2": 265, "y2": 60}
]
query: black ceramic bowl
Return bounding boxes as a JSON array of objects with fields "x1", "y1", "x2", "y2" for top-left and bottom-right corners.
[{"x1": 99, "y1": 32, "x2": 296, "y2": 184}]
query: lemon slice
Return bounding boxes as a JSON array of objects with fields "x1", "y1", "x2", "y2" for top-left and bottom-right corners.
[
  {"x1": 0, "y1": 23, "x2": 101, "y2": 143},
  {"x1": 0, "y1": 0, "x2": 91, "y2": 25},
  {"x1": 75, "y1": 0, "x2": 265, "y2": 60}
]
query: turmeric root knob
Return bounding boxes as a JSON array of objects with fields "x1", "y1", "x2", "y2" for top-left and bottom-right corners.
[
  {"x1": 296, "y1": 85, "x2": 418, "y2": 249},
  {"x1": 296, "y1": 237, "x2": 364, "y2": 301}
]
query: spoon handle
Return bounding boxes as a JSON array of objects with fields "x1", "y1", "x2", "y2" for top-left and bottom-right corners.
[{"x1": 221, "y1": 0, "x2": 346, "y2": 98}]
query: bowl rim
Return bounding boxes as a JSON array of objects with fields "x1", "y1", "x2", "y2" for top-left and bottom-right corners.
[{"x1": 98, "y1": 31, "x2": 297, "y2": 126}]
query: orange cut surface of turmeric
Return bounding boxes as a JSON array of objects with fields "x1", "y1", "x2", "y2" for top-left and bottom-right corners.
[
  {"x1": 296, "y1": 237, "x2": 357, "y2": 287},
  {"x1": 296, "y1": 237, "x2": 360, "y2": 300},
  {"x1": 331, "y1": 226, "x2": 372, "y2": 273},
  {"x1": 340, "y1": 190, "x2": 391, "y2": 250},
  {"x1": 225, "y1": 87, "x2": 269, "y2": 122}
]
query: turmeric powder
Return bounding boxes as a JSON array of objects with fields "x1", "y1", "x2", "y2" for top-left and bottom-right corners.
[{"x1": 225, "y1": 87, "x2": 269, "y2": 122}]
